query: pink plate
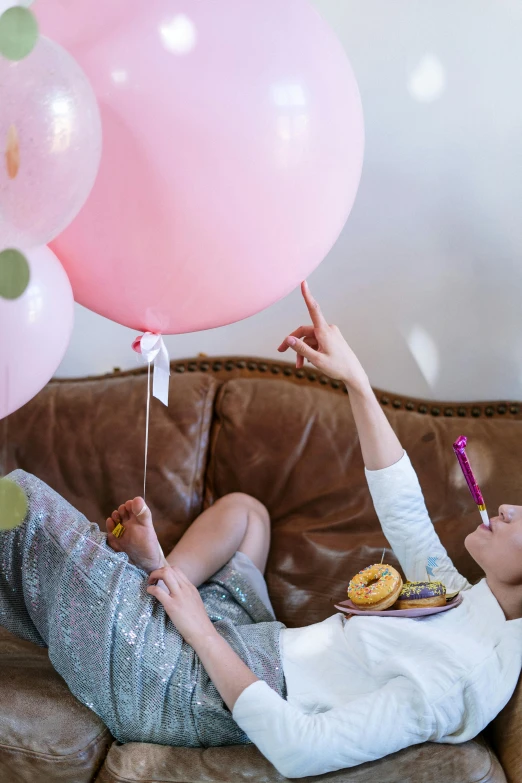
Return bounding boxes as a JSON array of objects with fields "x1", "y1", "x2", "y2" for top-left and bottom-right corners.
[{"x1": 334, "y1": 593, "x2": 463, "y2": 618}]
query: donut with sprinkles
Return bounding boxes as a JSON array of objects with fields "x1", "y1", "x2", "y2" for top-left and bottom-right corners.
[{"x1": 347, "y1": 564, "x2": 403, "y2": 611}]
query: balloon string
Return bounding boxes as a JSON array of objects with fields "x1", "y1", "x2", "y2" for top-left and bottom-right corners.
[{"x1": 143, "y1": 361, "x2": 151, "y2": 502}]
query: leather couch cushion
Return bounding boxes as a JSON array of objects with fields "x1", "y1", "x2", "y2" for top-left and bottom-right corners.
[
  {"x1": 5, "y1": 372, "x2": 218, "y2": 554},
  {"x1": 0, "y1": 627, "x2": 111, "y2": 783},
  {"x1": 206, "y1": 378, "x2": 383, "y2": 626},
  {"x1": 205, "y1": 378, "x2": 522, "y2": 627},
  {"x1": 95, "y1": 737, "x2": 506, "y2": 783}
]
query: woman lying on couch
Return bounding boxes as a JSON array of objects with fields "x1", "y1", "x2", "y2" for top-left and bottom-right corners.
[{"x1": 1, "y1": 282, "x2": 521, "y2": 779}]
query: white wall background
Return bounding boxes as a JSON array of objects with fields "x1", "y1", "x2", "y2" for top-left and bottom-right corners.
[{"x1": 57, "y1": 0, "x2": 522, "y2": 402}]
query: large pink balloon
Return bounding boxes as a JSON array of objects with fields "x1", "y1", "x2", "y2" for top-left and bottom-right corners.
[
  {"x1": 36, "y1": 0, "x2": 364, "y2": 334},
  {"x1": 0, "y1": 247, "x2": 74, "y2": 418}
]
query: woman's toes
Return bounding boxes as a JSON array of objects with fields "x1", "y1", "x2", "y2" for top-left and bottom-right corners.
[
  {"x1": 111, "y1": 510, "x2": 121, "y2": 524},
  {"x1": 131, "y1": 497, "x2": 153, "y2": 526},
  {"x1": 106, "y1": 518, "x2": 121, "y2": 550},
  {"x1": 118, "y1": 504, "x2": 128, "y2": 522},
  {"x1": 125, "y1": 499, "x2": 133, "y2": 514}
]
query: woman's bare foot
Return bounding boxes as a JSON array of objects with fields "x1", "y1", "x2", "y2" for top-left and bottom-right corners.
[{"x1": 106, "y1": 498, "x2": 164, "y2": 574}]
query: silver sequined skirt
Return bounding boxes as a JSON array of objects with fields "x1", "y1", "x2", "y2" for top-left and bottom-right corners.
[{"x1": 0, "y1": 470, "x2": 287, "y2": 747}]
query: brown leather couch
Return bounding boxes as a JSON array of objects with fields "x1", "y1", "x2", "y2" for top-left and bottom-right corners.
[{"x1": 2, "y1": 355, "x2": 521, "y2": 783}]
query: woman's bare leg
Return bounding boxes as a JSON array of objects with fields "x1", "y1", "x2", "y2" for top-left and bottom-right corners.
[
  {"x1": 165, "y1": 493, "x2": 271, "y2": 587},
  {"x1": 107, "y1": 493, "x2": 271, "y2": 588}
]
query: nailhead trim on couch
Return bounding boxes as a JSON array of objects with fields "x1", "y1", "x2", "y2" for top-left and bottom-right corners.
[{"x1": 54, "y1": 355, "x2": 522, "y2": 421}]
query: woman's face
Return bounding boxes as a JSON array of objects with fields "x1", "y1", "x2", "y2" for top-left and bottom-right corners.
[{"x1": 465, "y1": 505, "x2": 522, "y2": 585}]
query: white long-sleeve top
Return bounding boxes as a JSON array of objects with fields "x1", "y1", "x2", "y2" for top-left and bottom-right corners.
[{"x1": 232, "y1": 452, "x2": 522, "y2": 779}]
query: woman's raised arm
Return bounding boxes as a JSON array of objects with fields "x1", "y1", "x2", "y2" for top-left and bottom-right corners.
[{"x1": 278, "y1": 281, "x2": 403, "y2": 471}]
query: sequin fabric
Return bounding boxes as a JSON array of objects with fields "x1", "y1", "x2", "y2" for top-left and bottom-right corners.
[{"x1": 0, "y1": 471, "x2": 287, "y2": 747}]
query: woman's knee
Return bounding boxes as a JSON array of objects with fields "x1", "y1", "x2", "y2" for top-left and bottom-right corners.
[
  {"x1": 215, "y1": 494, "x2": 271, "y2": 573},
  {"x1": 214, "y1": 493, "x2": 269, "y2": 526}
]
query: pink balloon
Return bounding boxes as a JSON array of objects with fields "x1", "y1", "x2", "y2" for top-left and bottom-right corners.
[
  {"x1": 0, "y1": 247, "x2": 74, "y2": 418},
  {"x1": 0, "y1": 37, "x2": 102, "y2": 248},
  {"x1": 36, "y1": 0, "x2": 364, "y2": 334}
]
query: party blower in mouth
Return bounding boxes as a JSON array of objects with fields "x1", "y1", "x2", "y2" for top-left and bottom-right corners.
[{"x1": 453, "y1": 436, "x2": 490, "y2": 528}]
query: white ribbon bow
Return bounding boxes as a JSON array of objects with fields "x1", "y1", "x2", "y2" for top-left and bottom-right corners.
[{"x1": 132, "y1": 332, "x2": 170, "y2": 406}]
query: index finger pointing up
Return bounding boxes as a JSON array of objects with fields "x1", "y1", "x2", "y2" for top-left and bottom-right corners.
[{"x1": 301, "y1": 280, "x2": 327, "y2": 328}]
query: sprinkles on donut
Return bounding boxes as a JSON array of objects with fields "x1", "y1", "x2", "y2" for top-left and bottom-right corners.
[
  {"x1": 347, "y1": 564, "x2": 403, "y2": 610},
  {"x1": 394, "y1": 581, "x2": 446, "y2": 610}
]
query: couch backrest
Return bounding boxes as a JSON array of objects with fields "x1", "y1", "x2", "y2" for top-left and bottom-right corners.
[
  {"x1": 6, "y1": 356, "x2": 522, "y2": 628},
  {"x1": 5, "y1": 371, "x2": 217, "y2": 554}
]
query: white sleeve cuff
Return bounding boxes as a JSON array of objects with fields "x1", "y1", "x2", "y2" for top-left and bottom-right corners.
[
  {"x1": 364, "y1": 449, "x2": 409, "y2": 478},
  {"x1": 232, "y1": 679, "x2": 276, "y2": 724}
]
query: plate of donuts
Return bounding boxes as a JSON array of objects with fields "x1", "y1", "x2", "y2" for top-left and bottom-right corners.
[
  {"x1": 334, "y1": 593, "x2": 463, "y2": 618},
  {"x1": 336, "y1": 563, "x2": 463, "y2": 618}
]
